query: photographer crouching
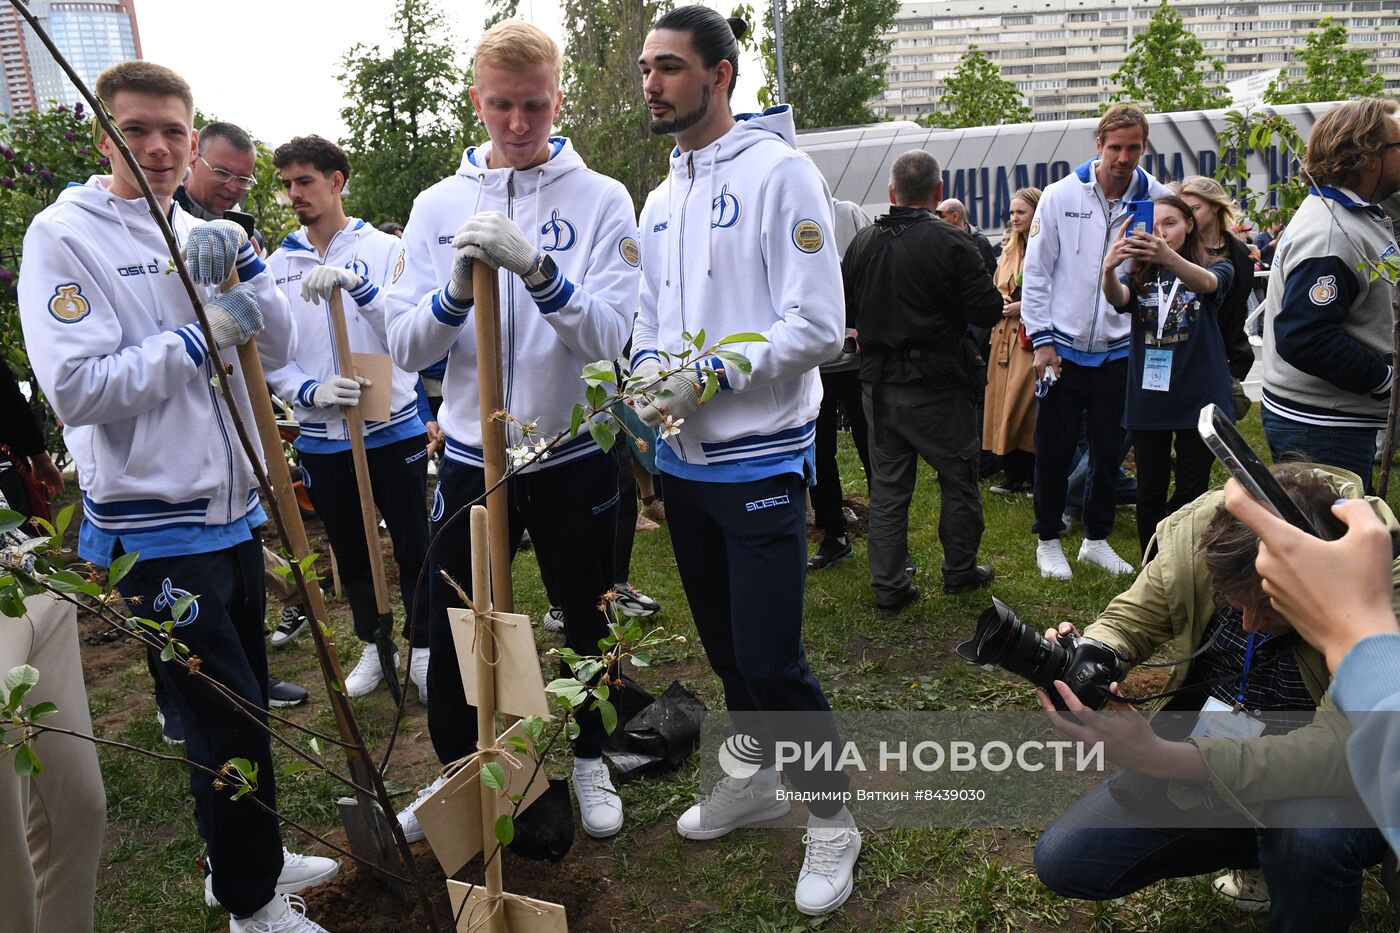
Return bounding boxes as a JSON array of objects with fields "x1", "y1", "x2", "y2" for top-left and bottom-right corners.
[{"x1": 1030, "y1": 464, "x2": 1393, "y2": 931}]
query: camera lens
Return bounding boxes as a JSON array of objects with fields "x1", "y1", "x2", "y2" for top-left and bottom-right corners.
[{"x1": 955, "y1": 597, "x2": 1071, "y2": 689}]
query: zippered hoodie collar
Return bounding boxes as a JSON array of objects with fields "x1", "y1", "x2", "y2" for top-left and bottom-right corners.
[
  {"x1": 279, "y1": 217, "x2": 372, "y2": 261},
  {"x1": 662, "y1": 105, "x2": 797, "y2": 283},
  {"x1": 453, "y1": 137, "x2": 582, "y2": 235},
  {"x1": 1072, "y1": 157, "x2": 1156, "y2": 201}
]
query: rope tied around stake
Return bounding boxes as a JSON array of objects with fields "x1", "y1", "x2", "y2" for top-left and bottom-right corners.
[{"x1": 460, "y1": 889, "x2": 548, "y2": 932}]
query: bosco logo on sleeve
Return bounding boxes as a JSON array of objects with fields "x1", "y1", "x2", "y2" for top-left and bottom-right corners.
[
  {"x1": 791, "y1": 219, "x2": 824, "y2": 253},
  {"x1": 48, "y1": 283, "x2": 90, "y2": 323},
  {"x1": 1309, "y1": 274, "x2": 1338, "y2": 305}
]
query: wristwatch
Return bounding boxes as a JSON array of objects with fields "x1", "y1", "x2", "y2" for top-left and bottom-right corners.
[{"x1": 522, "y1": 253, "x2": 557, "y2": 289}]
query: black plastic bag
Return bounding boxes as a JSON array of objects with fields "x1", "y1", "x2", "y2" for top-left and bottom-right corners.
[
  {"x1": 603, "y1": 679, "x2": 706, "y2": 782},
  {"x1": 508, "y1": 778, "x2": 574, "y2": 862}
]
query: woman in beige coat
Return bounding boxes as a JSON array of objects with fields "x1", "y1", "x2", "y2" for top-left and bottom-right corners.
[{"x1": 985, "y1": 187, "x2": 1041, "y2": 494}]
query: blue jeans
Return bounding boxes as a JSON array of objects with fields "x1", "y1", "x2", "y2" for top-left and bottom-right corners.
[
  {"x1": 1261, "y1": 408, "x2": 1376, "y2": 494},
  {"x1": 1034, "y1": 781, "x2": 1387, "y2": 933}
]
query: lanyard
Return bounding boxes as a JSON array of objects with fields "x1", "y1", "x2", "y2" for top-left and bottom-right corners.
[
  {"x1": 1156, "y1": 275, "x2": 1182, "y2": 341},
  {"x1": 1236, "y1": 632, "x2": 1270, "y2": 704}
]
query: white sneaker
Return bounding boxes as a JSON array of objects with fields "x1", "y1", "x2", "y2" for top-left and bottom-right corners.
[
  {"x1": 1077, "y1": 538, "x2": 1135, "y2": 576},
  {"x1": 344, "y1": 644, "x2": 397, "y2": 698},
  {"x1": 409, "y1": 647, "x2": 429, "y2": 706},
  {"x1": 1036, "y1": 539, "x2": 1072, "y2": 580},
  {"x1": 205, "y1": 848, "x2": 340, "y2": 907},
  {"x1": 795, "y1": 809, "x2": 862, "y2": 916},
  {"x1": 396, "y1": 774, "x2": 448, "y2": 844},
  {"x1": 1213, "y1": 868, "x2": 1270, "y2": 912},
  {"x1": 572, "y1": 757, "x2": 623, "y2": 838},
  {"x1": 541, "y1": 607, "x2": 565, "y2": 633},
  {"x1": 229, "y1": 894, "x2": 328, "y2": 933},
  {"x1": 676, "y1": 766, "x2": 790, "y2": 840}
]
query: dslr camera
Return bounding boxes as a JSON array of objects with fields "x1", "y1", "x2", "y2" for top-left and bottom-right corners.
[{"x1": 956, "y1": 597, "x2": 1125, "y2": 711}]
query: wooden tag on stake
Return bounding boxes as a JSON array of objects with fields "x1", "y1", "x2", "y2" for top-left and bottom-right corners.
[
  {"x1": 417, "y1": 718, "x2": 550, "y2": 876},
  {"x1": 449, "y1": 607, "x2": 551, "y2": 720},
  {"x1": 447, "y1": 881, "x2": 568, "y2": 933}
]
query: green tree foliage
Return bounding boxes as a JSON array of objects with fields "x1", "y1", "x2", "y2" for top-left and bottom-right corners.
[
  {"x1": 759, "y1": 0, "x2": 900, "y2": 129},
  {"x1": 559, "y1": 0, "x2": 672, "y2": 212},
  {"x1": 1263, "y1": 17, "x2": 1384, "y2": 104},
  {"x1": 336, "y1": 0, "x2": 480, "y2": 227},
  {"x1": 1107, "y1": 0, "x2": 1226, "y2": 113},
  {"x1": 927, "y1": 46, "x2": 1031, "y2": 129},
  {"x1": 0, "y1": 102, "x2": 105, "y2": 400}
]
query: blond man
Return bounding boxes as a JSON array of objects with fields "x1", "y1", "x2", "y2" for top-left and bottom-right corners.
[{"x1": 385, "y1": 21, "x2": 638, "y2": 839}]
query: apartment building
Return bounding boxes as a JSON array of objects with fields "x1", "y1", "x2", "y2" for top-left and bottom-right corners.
[{"x1": 878, "y1": 0, "x2": 1400, "y2": 123}]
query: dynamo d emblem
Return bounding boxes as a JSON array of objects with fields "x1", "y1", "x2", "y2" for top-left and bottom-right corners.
[
  {"x1": 717, "y1": 732, "x2": 764, "y2": 779},
  {"x1": 153, "y1": 578, "x2": 199, "y2": 628},
  {"x1": 541, "y1": 209, "x2": 577, "y2": 252},
  {"x1": 711, "y1": 184, "x2": 741, "y2": 229}
]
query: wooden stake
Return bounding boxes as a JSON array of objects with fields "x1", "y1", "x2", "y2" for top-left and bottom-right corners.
[
  {"x1": 469, "y1": 504, "x2": 505, "y2": 933},
  {"x1": 472, "y1": 262, "x2": 513, "y2": 613},
  {"x1": 328, "y1": 289, "x2": 402, "y2": 703}
]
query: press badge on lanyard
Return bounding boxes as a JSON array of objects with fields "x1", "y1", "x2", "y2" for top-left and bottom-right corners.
[
  {"x1": 1190, "y1": 632, "x2": 1268, "y2": 741},
  {"x1": 1142, "y1": 277, "x2": 1183, "y2": 393}
]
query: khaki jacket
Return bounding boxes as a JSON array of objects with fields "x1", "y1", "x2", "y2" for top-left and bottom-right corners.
[{"x1": 1083, "y1": 466, "x2": 1400, "y2": 825}]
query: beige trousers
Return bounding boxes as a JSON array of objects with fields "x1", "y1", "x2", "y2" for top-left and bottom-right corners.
[{"x1": 0, "y1": 595, "x2": 104, "y2": 933}]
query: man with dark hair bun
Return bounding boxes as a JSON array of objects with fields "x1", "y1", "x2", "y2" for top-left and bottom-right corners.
[{"x1": 633, "y1": 5, "x2": 858, "y2": 915}]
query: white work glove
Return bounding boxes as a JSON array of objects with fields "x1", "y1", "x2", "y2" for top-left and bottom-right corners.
[
  {"x1": 301, "y1": 265, "x2": 365, "y2": 306},
  {"x1": 445, "y1": 220, "x2": 475, "y2": 306},
  {"x1": 184, "y1": 219, "x2": 249, "y2": 285},
  {"x1": 455, "y1": 211, "x2": 540, "y2": 277},
  {"x1": 310, "y1": 375, "x2": 367, "y2": 409},
  {"x1": 631, "y1": 360, "x2": 726, "y2": 428},
  {"x1": 204, "y1": 283, "x2": 263, "y2": 349}
]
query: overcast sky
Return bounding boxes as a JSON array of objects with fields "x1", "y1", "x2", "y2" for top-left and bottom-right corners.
[{"x1": 132, "y1": 0, "x2": 765, "y2": 147}]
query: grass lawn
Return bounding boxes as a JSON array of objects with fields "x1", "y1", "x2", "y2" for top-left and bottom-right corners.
[{"x1": 85, "y1": 408, "x2": 1399, "y2": 931}]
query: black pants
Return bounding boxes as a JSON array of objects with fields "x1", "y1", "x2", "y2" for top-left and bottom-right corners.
[
  {"x1": 1002, "y1": 450, "x2": 1035, "y2": 487},
  {"x1": 665, "y1": 471, "x2": 849, "y2": 817},
  {"x1": 1034, "y1": 358, "x2": 1127, "y2": 542},
  {"x1": 1131, "y1": 429, "x2": 1214, "y2": 554},
  {"x1": 118, "y1": 539, "x2": 282, "y2": 917},
  {"x1": 812, "y1": 369, "x2": 871, "y2": 536},
  {"x1": 863, "y1": 380, "x2": 985, "y2": 596},
  {"x1": 299, "y1": 434, "x2": 430, "y2": 647},
  {"x1": 426, "y1": 452, "x2": 618, "y2": 763}
]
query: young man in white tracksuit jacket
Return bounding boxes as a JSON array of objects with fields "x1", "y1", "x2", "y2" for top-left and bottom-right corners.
[
  {"x1": 1020, "y1": 104, "x2": 1169, "y2": 581},
  {"x1": 265, "y1": 136, "x2": 432, "y2": 703},
  {"x1": 633, "y1": 7, "x2": 858, "y2": 916},
  {"x1": 19, "y1": 62, "x2": 335, "y2": 932},
  {"x1": 383, "y1": 21, "x2": 637, "y2": 842}
]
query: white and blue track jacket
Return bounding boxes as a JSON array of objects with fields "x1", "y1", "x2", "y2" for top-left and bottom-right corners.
[
  {"x1": 385, "y1": 138, "x2": 637, "y2": 472},
  {"x1": 632, "y1": 105, "x2": 845, "y2": 476},
  {"x1": 1021, "y1": 158, "x2": 1169, "y2": 362},
  {"x1": 18, "y1": 176, "x2": 294, "y2": 561},
  {"x1": 266, "y1": 218, "x2": 424, "y2": 453}
]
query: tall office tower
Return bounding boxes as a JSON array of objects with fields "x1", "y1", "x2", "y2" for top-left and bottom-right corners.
[{"x1": 0, "y1": 0, "x2": 141, "y2": 116}]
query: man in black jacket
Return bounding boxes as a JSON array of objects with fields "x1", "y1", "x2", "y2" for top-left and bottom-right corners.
[{"x1": 844, "y1": 150, "x2": 1004, "y2": 611}]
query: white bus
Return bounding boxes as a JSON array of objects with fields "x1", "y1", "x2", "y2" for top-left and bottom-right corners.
[{"x1": 797, "y1": 102, "x2": 1339, "y2": 235}]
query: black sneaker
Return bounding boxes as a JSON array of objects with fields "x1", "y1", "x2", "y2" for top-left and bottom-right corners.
[
  {"x1": 944, "y1": 564, "x2": 996, "y2": 595},
  {"x1": 876, "y1": 585, "x2": 920, "y2": 615},
  {"x1": 267, "y1": 677, "x2": 310, "y2": 708},
  {"x1": 808, "y1": 534, "x2": 853, "y2": 571},
  {"x1": 270, "y1": 604, "x2": 309, "y2": 648},
  {"x1": 613, "y1": 582, "x2": 661, "y2": 617}
]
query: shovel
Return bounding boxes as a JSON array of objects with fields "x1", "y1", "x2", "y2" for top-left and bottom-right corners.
[
  {"x1": 328, "y1": 288, "x2": 403, "y2": 705},
  {"x1": 223, "y1": 263, "x2": 406, "y2": 894}
]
